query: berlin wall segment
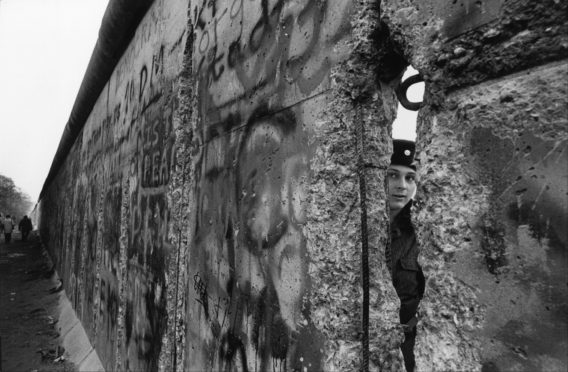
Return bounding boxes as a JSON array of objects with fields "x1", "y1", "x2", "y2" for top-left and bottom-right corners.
[
  {"x1": 34, "y1": 0, "x2": 396, "y2": 368},
  {"x1": 380, "y1": 0, "x2": 568, "y2": 370},
  {"x1": 35, "y1": 0, "x2": 568, "y2": 371},
  {"x1": 184, "y1": 0, "x2": 373, "y2": 370},
  {"x1": 38, "y1": 0, "x2": 188, "y2": 370}
]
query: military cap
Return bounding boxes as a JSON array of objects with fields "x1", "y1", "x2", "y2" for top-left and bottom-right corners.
[{"x1": 390, "y1": 139, "x2": 416, "y2": 170}]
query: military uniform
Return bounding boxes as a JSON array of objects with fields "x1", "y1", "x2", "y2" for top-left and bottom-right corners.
[
  {"x1": 389, "y1": 201, "x2": 425, "y2": 371},
  {"x1": 387, "y1": 139, "x2": 425, "y2": 372}
]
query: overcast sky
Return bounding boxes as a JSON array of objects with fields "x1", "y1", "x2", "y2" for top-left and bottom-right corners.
[
  {"x1": 0, "y1": 0, "x2": 420, "y2": 204},
  {"x1": 393, "y1": 67, "x2": 422, "y2": 140},
  {"x1": 0, "y1": 0, "x2": 109, "y2": 202}
]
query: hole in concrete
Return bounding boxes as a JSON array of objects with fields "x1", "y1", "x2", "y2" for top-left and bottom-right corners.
[
  {"x1": 392, "y1": 66, "x2": 424, "y2": 141},
  {"x1": 387, "y1": 64, "x2": 425, "y2": 370}
]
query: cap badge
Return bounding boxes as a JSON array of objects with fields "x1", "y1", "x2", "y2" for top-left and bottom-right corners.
[{"x1": 404, "y1": 150, "x2": 411, "y2": 156}]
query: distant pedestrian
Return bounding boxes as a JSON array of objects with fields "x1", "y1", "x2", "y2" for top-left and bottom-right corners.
[
  {"x1": 19, "y1": 215, "x2": 33, "y2": 241},
  {"x1": 2, "y1": 214, "x2": 15, "y2": 243}
]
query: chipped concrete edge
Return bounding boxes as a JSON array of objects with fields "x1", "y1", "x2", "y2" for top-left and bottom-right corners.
[{"x1": 38, "y1": 238, "x2": 105, "y2": 372}]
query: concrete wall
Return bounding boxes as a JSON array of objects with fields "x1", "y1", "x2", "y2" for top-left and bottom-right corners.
[
  {"x1": 36, "y1": 0, "x2": 567, "y2": 371},
  {"x1": 176, "y1": 1, "x2": 395, "y2": 370},
  {"x1": 380, "y1": 0, "x2": 568, "y2": 370},
  {"x1": 38, "y1": 0, "x2": 188, "y2": 370}
]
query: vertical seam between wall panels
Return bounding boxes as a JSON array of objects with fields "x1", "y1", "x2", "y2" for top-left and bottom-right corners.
[
  {"x1": 172, "y1": 168, "x2": 187, "y2": 371},
  {"x1": 356, "y1": 106, "x2": 370, "y2": 372},
  {"x1": 115, "y1": 177, "x2": 130, "y2": 371}
]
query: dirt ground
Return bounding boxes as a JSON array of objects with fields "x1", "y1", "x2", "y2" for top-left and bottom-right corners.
[{"x1": 0, "y1": 231, "x2": 76, "y2": 372}]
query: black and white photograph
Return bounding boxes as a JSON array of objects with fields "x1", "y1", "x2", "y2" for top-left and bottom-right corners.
[{"x1": 0, "y1": 0, "x2": 566, "y2": 371}]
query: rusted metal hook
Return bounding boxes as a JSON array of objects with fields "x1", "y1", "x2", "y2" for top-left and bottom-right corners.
[{"x1": 395, "y1": 73, "x2": 424, "y2": 111}]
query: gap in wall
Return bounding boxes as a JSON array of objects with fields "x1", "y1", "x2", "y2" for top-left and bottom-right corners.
[{"x1": 392, "y1": 66, "x2": 423, "y2": 141}]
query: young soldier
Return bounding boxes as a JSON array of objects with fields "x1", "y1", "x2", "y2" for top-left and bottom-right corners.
[{"x1": 387, "y1": 139, "x2": 425, "y2": 372}]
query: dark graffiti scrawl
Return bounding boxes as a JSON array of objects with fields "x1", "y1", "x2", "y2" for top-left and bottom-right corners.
[
  {"x1": 90, "y1": 181, "x2": 123, "y2": 371},
  {"x1": 186, "y1": 0, "x2": 351, "y2": 370},
  {"x1": 194, "y1": 0, "x2": 351, "y2": 117},
  {"x1": 35, "y1": 1, "x2": 189, "y2": 369},
  {"x1": 187, "y1": 105, "x2": 324, "y2": 371},
  {"x1": 40, "y1": 30, "x2": 181, "y2": 369},
  {"x1": 108, "y1": 39, "x2": 177, "y2": 371},
  {"x1": 124, "y1": 103, "x2": 175, "y2": 371}
]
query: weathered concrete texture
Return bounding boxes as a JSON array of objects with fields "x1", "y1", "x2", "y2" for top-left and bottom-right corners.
[
  {"x1": 447, "y1": 61, "x2": 568, "y2": 371},
  {"x1": 412, "y1": 110, "x2": 489, "y2": 371},
  {"x1": 181, "y1": 0, "x2": 387, "y2": 370},
  {"x1": 36, "y1": 0, "x2": 567, "y2": 371},
  {"x1": 175, "y1": 0, "x2": 410, "y2": 370},
  {"x1": 165, "y1": 24, "x2": 196, "y2": 372},
  {"x1": 308, "y1": 2, "x2": 405, "y2": 370},
  {"x1": 38, "y1": 0, "x2": 189, "y2": 370},
  {"x1": 380, "y1": 0, "x2": 568, "y2": 371},
  {"x1": 415, "y1": 62, "x2": 568, "y2": 371},
  {"x1": 37, "y1": 0, "x2": 408, "y2": 370},
  {"x1": 381, "y1": 0, "x2": 568, "y2": 99}
]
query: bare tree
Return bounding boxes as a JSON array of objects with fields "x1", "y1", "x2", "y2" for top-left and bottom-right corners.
[{"x1": 0, "y1": 174, "x2": 33, "y2": 219}]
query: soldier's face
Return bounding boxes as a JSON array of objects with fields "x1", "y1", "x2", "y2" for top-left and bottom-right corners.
[{"x1": 387, "y1": 164, "x2": 417, "y2": 214}]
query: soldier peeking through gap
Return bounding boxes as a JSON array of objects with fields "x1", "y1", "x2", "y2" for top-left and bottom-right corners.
[{"x1": 387, "y1": 139, "x2": 426, "y2": 372}]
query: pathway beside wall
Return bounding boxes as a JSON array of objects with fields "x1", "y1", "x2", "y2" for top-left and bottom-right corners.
[{"x1": 0, "y1": 234, "x2": 101, "y2": 372}]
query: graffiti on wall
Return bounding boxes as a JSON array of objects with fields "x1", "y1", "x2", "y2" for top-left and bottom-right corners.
[
  {"x1": 91, "y1": 181, "x2": 122, "y2": 370},
  {"x1": 72, "y1": 179, "x2": 87, "y2": 321},
  {"x1": 71, "y1": 179, "x2": 100, "y2": 339},
  {"x1": 82, "y1": 44, "x2": 169, "y2": 168},
  {"x1": 194, "y1": 0, "x2": 351, "y2": 120},
  {"x1": 186, "y1": 0, "x2": 353, "y2": 369},
  {"x1": 42, "y1": 29, "x2": 182, "y2": 369},
  {"x1": 123, "y1": 100, "x2": 176, "y2": 370},
  {"x1": 36, "y1": 0, "x2": 189, "y2": 365},
  {"x1": 187, "y1": 105, "x2": 325, "y2": 371}
]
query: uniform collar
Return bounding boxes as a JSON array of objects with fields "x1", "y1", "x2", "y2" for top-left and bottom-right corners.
[{"x1": 391, "y1": 200, "x2": 413, "y2": 236}]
